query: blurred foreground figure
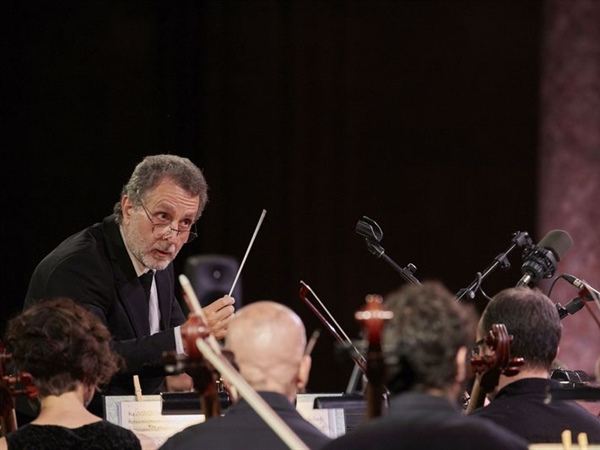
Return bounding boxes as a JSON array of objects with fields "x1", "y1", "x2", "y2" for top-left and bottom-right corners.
[
  {"x1": 323, "y1": 282, "x2": 528, "y2": 450},
  {"x1": 0, "y1": 298, "x2": 154, "y2": 450},
  {"x1": 160, "y1": 301, "x2": 331, "y2": 450}
]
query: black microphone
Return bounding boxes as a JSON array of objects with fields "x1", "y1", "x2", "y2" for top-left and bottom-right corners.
[
  {"x1": 355, "y1": 216, "x2": 383, "y2": 243},
  {"x1": 556, "y1": 298, "x2": 586, "y2": 320},
  {"x1": 516, "y1": 230, "x2": 573, "y2": 287}
]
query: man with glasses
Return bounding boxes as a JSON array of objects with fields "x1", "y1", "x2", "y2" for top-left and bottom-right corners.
[{"x1": 24, "y1": 154, "x2": 235, "y2": 415}]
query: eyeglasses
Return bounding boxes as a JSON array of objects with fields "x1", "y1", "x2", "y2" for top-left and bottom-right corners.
[{"x1": 140, "y1": 202, "x2": 198, "y2": 243}]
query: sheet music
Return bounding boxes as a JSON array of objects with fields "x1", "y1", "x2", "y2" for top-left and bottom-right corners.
[
  {"x1": 296, "y1": 393, "x2": 346, "y2": 438},
  {"x1": 105, "y1": 393, "x2": 345, "y2": 443},
  {"x1": 104, "y1": 395, "x2": 204, "y2": 447}
]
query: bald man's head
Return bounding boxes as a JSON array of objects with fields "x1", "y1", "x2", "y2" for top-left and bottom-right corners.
[{"x1": 225, "y1": 301, "x2": 311, "y2": 401}]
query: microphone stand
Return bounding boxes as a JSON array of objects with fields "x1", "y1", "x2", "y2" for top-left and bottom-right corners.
[
  {"x1": 455, "y1": 231, "x2": 532, "y2": 303},
  {"x1": 364, "y1": 240, "x2": 421, "y2": 285},
  {"x1": 356, "y1": 216, "x2": 421, "y2": 285}
]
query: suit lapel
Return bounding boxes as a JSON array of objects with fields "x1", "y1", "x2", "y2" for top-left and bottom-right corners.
[{"x1": 103, "y1": 216, "x2": 151, "y2": 337}]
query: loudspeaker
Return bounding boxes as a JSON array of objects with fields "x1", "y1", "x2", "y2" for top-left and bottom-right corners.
[{"x1": 183, "y1": 254, "x2": 242, "y2": 310}]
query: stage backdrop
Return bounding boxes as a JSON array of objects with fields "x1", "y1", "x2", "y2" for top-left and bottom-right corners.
[
  {"x1": 539, "y1": 0, "x2": 600, "y2": 383},
  {"x1": 1, "y1": 0, "x2": 556, "y2": 395}
]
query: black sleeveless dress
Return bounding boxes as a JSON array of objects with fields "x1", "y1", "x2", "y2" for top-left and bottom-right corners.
[{"x1": 6, "y1": 421, "x2": 142, "y2": 450}]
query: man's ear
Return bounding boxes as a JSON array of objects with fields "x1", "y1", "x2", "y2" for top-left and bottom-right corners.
[
  {"x1": 455, "y1": 346, "x2": 468, "y2": 384},
  {"x1": 297, "y1": 355, "x2": 312, "y2": 392},
  {"x1": 121, "y1": 196, "x2": 133, "y2": 223}
]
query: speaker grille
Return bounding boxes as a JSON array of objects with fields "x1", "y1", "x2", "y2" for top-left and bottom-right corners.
[{"x1": 183, "y1": 254, "x2": 242, "y2": 310}]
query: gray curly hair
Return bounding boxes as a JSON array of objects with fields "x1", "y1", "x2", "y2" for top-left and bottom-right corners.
[{"x1": 113, "y1": 154, "x2": 208, "y2": 223}]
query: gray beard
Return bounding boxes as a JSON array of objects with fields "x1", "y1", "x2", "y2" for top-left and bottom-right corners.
[
  {"x1": 135, "y1": 248, "x2": 172, "y2": 271},
  {"x1": 124, "y1": 223, "x2": 176, "y2": 271}
]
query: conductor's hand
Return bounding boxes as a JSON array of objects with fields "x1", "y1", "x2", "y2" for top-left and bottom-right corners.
[{"x1": 199, "y1": 295, "x2": 236, "y2": 340}]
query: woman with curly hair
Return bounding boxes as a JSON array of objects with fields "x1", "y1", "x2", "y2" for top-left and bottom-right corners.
[{"x1": 0, "y1": 298, "x2": 154, "y2": 450}]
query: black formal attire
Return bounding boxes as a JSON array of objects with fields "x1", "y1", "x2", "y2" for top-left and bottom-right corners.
[
  {"x1": 322, "y1": 391, "x2": 529, "y2": 450},
  {"x1": 159, "y1": 392, "x2": 332, "y2": 450},
  {"x1": 6, "y1": 421, "x2": 141, "y2": 450},
  {"x1": 24, "y1": 215, "x2": 186, "y2": 399},
  {"x1": 469, "y1": 378, "x2": 600, "y2": 443}
]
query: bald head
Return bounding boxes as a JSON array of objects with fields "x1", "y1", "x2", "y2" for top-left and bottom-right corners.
[{"x1": 225, "y1": 301, "x2": 310, "y2": 401}]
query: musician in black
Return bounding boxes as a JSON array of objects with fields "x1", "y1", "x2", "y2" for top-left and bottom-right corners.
[
  {"x1": 0, "y1": 298, "x2": 153, "y2": 450},
  {"x1": 160, "y1": 301, "x2": 331, "y2": 450},
  {"x1": 323, "y1": 281, "x2": 528, "y2": 450},
  {"x1": 468, "y1": 286, "x2": 600, "y2": 443}
]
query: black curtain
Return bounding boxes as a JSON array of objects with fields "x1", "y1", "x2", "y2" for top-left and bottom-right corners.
[{"x1": 2, "y1": 0, "x2": 542, "y2": 393}]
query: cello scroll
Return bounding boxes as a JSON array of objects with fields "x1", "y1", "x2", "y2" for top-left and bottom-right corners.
[{"x1": 465, "y1": 323, "x2": 524, "y2": 414}]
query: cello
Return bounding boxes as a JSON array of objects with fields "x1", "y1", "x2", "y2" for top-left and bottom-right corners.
[
  {"x1": 298, "y1": 282, "x2": 393, "y2": 419},
  {"x1": 0, "y1": 341, "x2": 37, "y2": 437},
  {"x1": 355, "y1": 294, "x2": 393, "y2": 419},
  {"x1": 465, "y1": 323, "x2": 524, "y2": 414}
]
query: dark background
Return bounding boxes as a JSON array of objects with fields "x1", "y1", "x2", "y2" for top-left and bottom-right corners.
[{"x1": 1, "y1": 0, "x2": 542, "y2": 394}]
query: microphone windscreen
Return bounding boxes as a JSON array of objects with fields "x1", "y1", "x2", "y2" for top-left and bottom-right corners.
[{"x1": 538, "y1": 229, "x2": 573, "y2": 261}]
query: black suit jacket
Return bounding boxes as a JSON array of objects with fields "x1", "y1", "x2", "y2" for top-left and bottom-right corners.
[
  {"x1": 469, "y1": 378, "x2": 600, "y2": 443},
  {"x1": 322, "y1": 392, "x2": 529, "y2": 450},
  {"x1": 159, "y1": 391, "x2": 332, "y2": 450},
  {"x1": 24, "y1": 215, "x2": 186, "y2": 397}
]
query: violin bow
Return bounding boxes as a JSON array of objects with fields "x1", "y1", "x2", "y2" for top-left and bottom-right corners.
[{"x1": 299, "y1": 280, "x2": 367, "y2": 371}]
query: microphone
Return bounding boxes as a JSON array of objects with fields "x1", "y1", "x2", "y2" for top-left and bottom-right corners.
[
  {"x1": 355, "y1": 216, "x2": 383, "y2": 243},
  {"x1": 556, "y1": 275, "x2": 600, "y2": 320},
  {"x1": 556, "y1": 298, "x2": 586, "y2": 320},
  {"x1": 516, "y1": 230, "x2": 573, "y2": 287},
  {"x1": 562, "y1": 274, "x2": 600, "y2": 300}
]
